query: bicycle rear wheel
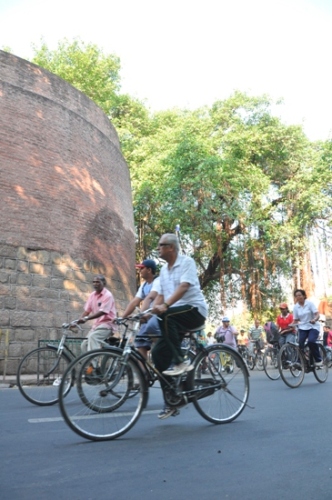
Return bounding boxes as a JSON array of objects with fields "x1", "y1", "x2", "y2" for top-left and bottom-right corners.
[
  {"x1": 17, "y1": 346, "x2": 72, "y2": 406},
  {"x1": 189, "y1": 345, "x2": 249, "y2": 424},
  {"x1": 59, "y1": 349, "x2": 147, "y2": 441},
  {"x1": 313, "y1": 345, "x2": 328, "y2": 383},
  {"x1": 263, "y1": 347, "x2": 280, "y2": 380},
  {"x1": 278, "y1": 344, "x2": 304, "y2": 388}
]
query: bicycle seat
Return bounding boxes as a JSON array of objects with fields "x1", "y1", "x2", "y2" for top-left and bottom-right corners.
[
  {"x1": 104, "y1": 336, "x2": 120, "y2": 347},
  {"x1": 182, "y1": 325, "x2": 206, "y2": 336}
]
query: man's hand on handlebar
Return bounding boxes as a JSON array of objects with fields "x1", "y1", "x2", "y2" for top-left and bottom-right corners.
[{"x1": 152, "y1": 304, "x2": 168, "y2": 315}]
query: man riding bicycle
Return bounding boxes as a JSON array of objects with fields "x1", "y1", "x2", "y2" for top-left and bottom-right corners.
[
  {"x1": 78, "y1": 275, "x2": 117, "y2": 377},
  {"x1": 151, "y1": 233, "x2": 208, "y2": 419}
]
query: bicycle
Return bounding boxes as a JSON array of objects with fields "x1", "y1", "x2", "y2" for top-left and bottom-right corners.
[
  {"x1": 238, "y1": 345, "x2": 255, "y2": 370},
  {"x1": 16, "y1": 320, "x2": 118, "y2": 406},
  {"x1": 263, "y1": 342, "x2": 281, "y2": 380},
  {"x1": 248, "y1": 340, "x2": 264, "y2": 370},
  {"x1": 278, "y1": 340, "x2": 328, "y2": 388},
  {"x1": 58, "y1": 310, "x2": 250, "y2": 441}
]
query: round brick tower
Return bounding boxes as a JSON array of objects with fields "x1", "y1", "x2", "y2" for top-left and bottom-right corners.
[{"x1": 0, "y1": 50, "x2": 136, "y2": 373}]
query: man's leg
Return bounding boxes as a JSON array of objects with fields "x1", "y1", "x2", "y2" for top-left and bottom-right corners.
[
  {"x1": 279, "y1": 335, "x2": 286, "y2": 348},
  {"x1": 135, "y1": 316, "x2": 163, "y2": 361},
  {"x1": 151, "y1": 337, "x2": 181, "y2": 419},
  {"x1": 285, "y1": 333, "x2": 296, "y2": 344},
  {"x1": 157, "y1": 306, "x2": 205, "y2": 375},
  {"x1": 81, "y1": 339, "x2": 88, "y2": 354},
  {"x1": 87, "y1": 327, "x2": 111, "y2": 350},
  {"x1": 159, "y1": 306, "x2": 205, "y2": 363}
]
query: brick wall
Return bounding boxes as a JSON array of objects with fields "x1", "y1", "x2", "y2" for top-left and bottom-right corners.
[{"x1": 0, "y1": 51, "x2": 136, "y2": 374}]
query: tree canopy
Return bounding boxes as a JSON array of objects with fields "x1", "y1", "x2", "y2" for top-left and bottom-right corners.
[{"x1": 28, "y1": 39, "x2": 332, "y2": 318}]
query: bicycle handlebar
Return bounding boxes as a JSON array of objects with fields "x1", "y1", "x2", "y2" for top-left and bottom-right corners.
[
  {"x1": 113, "y1": 308, "x2": 153, "y2": 325},
  {"x1": 62, "y1": 320, "x2": 83, "y2": 331}
]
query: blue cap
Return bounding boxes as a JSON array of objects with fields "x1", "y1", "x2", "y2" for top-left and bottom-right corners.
[
  {"x1": 136, "y1": 259, "x2": 157, "y2": 273},
  {"x1": 222, "y1": 317, "x2": 230, "y2": 322}
]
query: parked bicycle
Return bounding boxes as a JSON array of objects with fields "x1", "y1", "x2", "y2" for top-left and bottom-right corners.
[
  {"x1": 278, "y1": 340, "x2": 328, "y2": 388},
  {"x1": 58, "y1": 310, "x2": 250, "y2": 441},
  {"x1": 16, "y1": 320, "x2": 118, "y2": 406}
]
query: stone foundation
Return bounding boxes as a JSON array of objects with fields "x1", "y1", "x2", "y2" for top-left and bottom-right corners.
[{"x1": 0, "y1": 244, "x2": 132, "y2": 375}]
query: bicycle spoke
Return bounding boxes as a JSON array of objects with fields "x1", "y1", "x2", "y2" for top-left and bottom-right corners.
[
  {"x1": 59, "y1": 350, "x2": 147, "y2": 440},
  {"x1": 189, "y1": 346, "x2": 249, "y2": 424},
  {"x1": 17, "y1": 347, "x2": 72, "y2": 405}
]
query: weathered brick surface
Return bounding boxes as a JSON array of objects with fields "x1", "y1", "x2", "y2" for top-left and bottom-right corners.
[{"x1": 0, "y1": 51, "x2": 136, "y2": 375}]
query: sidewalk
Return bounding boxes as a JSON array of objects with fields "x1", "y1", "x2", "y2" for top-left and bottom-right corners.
[{"x1": 0, "y1": 374, "x2": 18, "y2": 388}]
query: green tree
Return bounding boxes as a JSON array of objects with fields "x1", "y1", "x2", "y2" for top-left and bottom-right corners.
[
  {"x1": 28, "y1": 40, "x2": 332, "y2": 316},
  {"x1": 131, "y1": 93, "x2": 331, "y2": 314},
  {"x1": 32, "y1": 39, "x2": 121, "y2": 115}
]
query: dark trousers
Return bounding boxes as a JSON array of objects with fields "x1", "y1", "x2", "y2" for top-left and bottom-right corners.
[
  {"x1": 298, "y1": 328, "x2": 321, "y2": 362},
  {"x1": 152, "y1": 305, "x2": 205, "y2": 374}
]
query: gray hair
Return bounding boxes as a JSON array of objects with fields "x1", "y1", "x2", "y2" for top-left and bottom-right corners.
[{"x1": 162, "y1": 233, "x2": 180, "y2": 252}]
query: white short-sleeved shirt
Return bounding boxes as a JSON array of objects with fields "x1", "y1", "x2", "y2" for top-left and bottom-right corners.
[
  {"x1": 293, "y1": 299, "x2": 319, "y2": 331},
  {"x1": 159, "y1": 255, "x2": 208, "y2": 318},
  {"x1": 151, "y1": 277, "x2": 160, "y2": 294}
]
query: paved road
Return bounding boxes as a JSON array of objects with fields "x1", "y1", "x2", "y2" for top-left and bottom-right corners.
[{"x1": 1, "y1": 369, "x2": 332, "y2": 500}]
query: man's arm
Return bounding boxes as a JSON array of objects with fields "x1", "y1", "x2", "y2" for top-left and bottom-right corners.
[
  {"x1": 77, "y1": 310, "x2": 105, "y2": 324},
  {"x1": 141, "y1": 290, "x2": 158, "y2": 312},
  {"x1": 152, "y1": 282, "x2": 190, "y2": 315},
  {"x1": 122, "y1": 297, "x2": 142, "y2": 318}
]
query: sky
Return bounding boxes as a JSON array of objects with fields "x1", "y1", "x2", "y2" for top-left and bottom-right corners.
[{"x1": 0, "y1": 0, "x2": 331, "y2": 141}]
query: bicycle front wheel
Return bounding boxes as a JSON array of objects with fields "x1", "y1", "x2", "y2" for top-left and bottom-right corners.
[
  {"x1": 59, "y1": 349, "x2": 147, "y2": 441},
  {"x1": 189, "y1": 345, "x2": 250, "y2": 424},
  {"x1": 255, "y1": 353, "x2": 264, "y2": 371},
  {"x1": 313, "y1": 345, "x2": 329, "y2": 383},
  {"x1": 263, "y1": 347, "x2": 280, "y2": 380},
  {"x1": 17, "y1": 346, "x2": 72, "y2": 406},
  {"x1": 240, "y1": 349, "x2": 254, "y2": 370},
  {"x1": 278, "y1": 344, "x2": 304, "y2": 388}
]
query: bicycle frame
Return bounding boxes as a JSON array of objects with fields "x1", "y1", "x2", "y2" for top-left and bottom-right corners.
[{"x1": 100, "y1": 314, "x2": 231, "y2": 404}]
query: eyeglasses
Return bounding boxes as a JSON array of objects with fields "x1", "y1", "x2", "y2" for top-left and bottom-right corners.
[
  {"x1": 280, "y1": 308, "x2": 287, "y2": 310},
  {"x1": 157, "y1": 243, "x2": 170, "y2": 247}
]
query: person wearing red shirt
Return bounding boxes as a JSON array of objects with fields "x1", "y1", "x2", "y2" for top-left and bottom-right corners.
[
  {"x1": 277, "y1": 302, "x2": 296, "y2": 347},
  {"x1": 323, "y1": 325, "x2": 332, "y2": 348}
]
